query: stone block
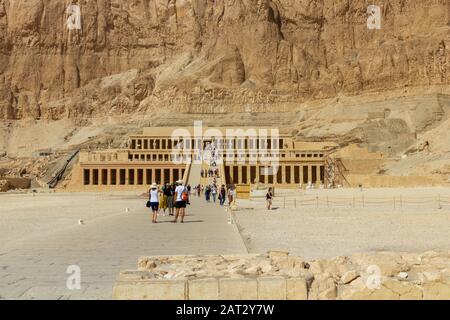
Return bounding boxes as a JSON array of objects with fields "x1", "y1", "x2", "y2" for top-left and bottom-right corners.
[
  {"x1": 286, "y1": 278, "x2": 308, "y2": 300},
  {"x1": 188, "y1": 278, "x2": 219, "y2": 300},
  {"x1": 341, "y1": 270, "x2": 360, "y2": 284},
  {"x1": 423, "y1": 282, "x2": 450, "y2": 300},
  {"x1": 219, "y1": 278, "x2": 257, "y2": 300},
  {"x1": 257, "y1": 277, "x2": 287, "y2": 300},
  {"x1": 113, "y1": 280, "x2": 187, "y2": 300}
]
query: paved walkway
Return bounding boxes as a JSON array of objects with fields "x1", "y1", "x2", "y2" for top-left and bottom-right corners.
[{"x1": 0, "y1": 194, "x2": 246, "y2": 300}]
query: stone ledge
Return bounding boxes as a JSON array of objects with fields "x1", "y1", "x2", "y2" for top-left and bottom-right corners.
[
  {"x1": 113, "y1": 275, "x2": 307, "y2": 300},
  {"x1": 113, "y1": 251, "x2": 450, "y2": 300}
]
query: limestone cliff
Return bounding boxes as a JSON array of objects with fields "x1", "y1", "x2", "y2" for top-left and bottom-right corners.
[{"x1": 0, "y1": 0, "x2": 448, "y2": 120}]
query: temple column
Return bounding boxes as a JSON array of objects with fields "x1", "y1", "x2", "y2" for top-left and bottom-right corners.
[
  {"x1": 299, "y1": 165, "x2": 303, "y2": 184},
  {"x1": 89, "y1": 169, "x2": 93, "y2": 186},
  {"x1": 125, "y1": 169, "x2": 130, "y2": 185},
  {"x1": 256, "y1": 166, "x2": 260, "y2": 184},
  {"x1": 149, "y1": 169, "x2": 154, "y2": 184},
  {"x1": 290, "y1": 165, "x2": 295, "y2": 185},
  {"x1": 238, "y1": 166, "x2": 242, "y2": 184},
  {"x1": 308, "y1": 165, "x2": 312, "y2": 184},
  {"x1": 281, "y1": 165, "x2": 286, "y2": 185},
  {"x1": 316, "y1": 165, "x2": 321, "y2": 184}
]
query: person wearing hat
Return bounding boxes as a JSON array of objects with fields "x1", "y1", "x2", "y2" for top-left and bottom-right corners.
[
  {"x1": 173, "y1": 180, "x2": 187, "y2": 223},
  {"x1": 149, "y1": 183, "x2": 162, "y2": 223}
]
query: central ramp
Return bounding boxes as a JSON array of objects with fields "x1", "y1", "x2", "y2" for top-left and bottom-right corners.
[{"x1": 187, "y1": 162, "x2": 202, "y2": 186}]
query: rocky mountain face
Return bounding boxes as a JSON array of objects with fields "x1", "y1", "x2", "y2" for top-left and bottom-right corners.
[{"x1": 0, "y1": 0, "x2": 448, "y2": 120}]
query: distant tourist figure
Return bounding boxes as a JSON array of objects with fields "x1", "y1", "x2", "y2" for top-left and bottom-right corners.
[
  {"x1": 266, "y1": 187, "x2": 274, "y2": 210},
  {"x1": 159, "y1": 184, "x2": 168, "y2": 216},
  {"x1": 174, "y1": 180, "x2": 188, "y2": 223},
  {"x1": 165, "y1": 183, "x2": 174, "y2": 216},
  {"x1": 219, "y1": 184, "x2": 226, "y2": 206},
  {"x1": 211, "y1": 184, "x2": 217, "y2": 203},
  {"x1": 227, "y1": 186, "x2": 234, "y2": 206},
  {"x1": 205, "y1": 185, "x2": 211, "y2": 202},
  {"x1": 148, "y1": 183, "x2": 162, "y2": 223}
]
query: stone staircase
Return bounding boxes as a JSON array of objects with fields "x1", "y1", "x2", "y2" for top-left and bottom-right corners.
[{"x1": 187, "y1": 162, "x2": 202, "y2": 186}]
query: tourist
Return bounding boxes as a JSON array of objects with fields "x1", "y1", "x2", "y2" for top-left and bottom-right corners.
[
  {"x1": 148, "y1": 183, "x2": 162, "y2": 223},
  {"x1": 211, "y1": 184, "x2": 217, "y2": 203},
  {"x1": 159, "y1": 184, "x2": 168, "y2": 216},
  {"x1": 219, "y1": 184, "x2": 226, "y2": 206},
  {"x1": 266, "y1": 187, "x2": 274, "y2": 210},
  {"x1": 174, "y1": 180, "x2": 188, "y2": 223},
  {"x1": 227, "y1": 185, "x2": 234, "y2": 206},
  {"x1": 165, "y1": 183, "x2": 174, "y2": 216},
  {"x1": 205, "y1": 185, "x2": 211, "y2": 202}
]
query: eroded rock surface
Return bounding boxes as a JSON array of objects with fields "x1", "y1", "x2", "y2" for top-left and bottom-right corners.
[
  {"x1": 0, "y1": 0, "x2": 448, "y2": 120},
  {"x1": 122, "y1": 250, "x2": 450, "y2": 300}
]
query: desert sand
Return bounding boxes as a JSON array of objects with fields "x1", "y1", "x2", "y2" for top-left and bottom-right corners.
[{"x1": 234, "y1": 187, "x2": 450, "y2": 259}]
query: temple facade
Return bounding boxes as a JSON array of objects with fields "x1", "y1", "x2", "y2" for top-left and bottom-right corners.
[{"x1": 68, "y1": 127, "x2": 339, "y2": 191}]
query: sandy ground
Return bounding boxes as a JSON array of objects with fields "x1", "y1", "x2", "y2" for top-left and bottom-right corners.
[
  {"x1": 234, "y1": 187, "x2": 450, "y2": 260},
  {"x1": 2, "y1": 187, "x2": 450, "y2": 299},
  {"x1": 0, "y1": 192, "x2": 245, "y2": 299},
  {"x1": 0, "y1": 192, "x2": 145, "y2": 250}
]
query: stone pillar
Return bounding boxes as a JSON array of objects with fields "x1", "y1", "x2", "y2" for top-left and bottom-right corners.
[
  {"x1": 281, "y1": 165, "x2": 286, "y2": 184},
  {"x1": 260, "y1": 167, "x2": 266, "y2": 184},
  {"x1": 308, "y1": 165, "x2": 312, "y2": 184},
  {"x1": 316, "y1": 165, "x2": 321, "y2": 184},
  {"x1": 87, "y1": 169, "x2": 92, "y2": 186},
  {"x1": 256, "y1": 165, "x2": 261, "y2": 184},
  {"x1": 238, "y1": 166, "x2": 242, "y2": 184},
  {"x1": 299, "y1": 165, "x2": 303, "y2": 184},
  {"x1": 247, "y1": 166, "x2": 251, "y2": 185},
  {"x1": 148, "y1": 168, "x2": 153, "y2": 184},
  {"x1": 161, "y1": 168, "x2": 165, "y2": 185},
  {"x1": 290, "y1": 165, "x2": 295, "y2": 185},
  {"x1": 125, "y1": 169, "x2": 130, "y2": 185}
]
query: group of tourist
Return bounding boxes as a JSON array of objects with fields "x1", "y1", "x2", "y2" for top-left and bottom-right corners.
[
  {"x1": 147, "y1": 181, "x2": 274, "y2": 223},
  {"x1": 201, "y1": 168, "x2": 219, "y2": 178},
  {"x1": 195, "y1": 183, "x2": 235, "y2": 207},
  {"x1": 147, "y1": 180, "x2": 189, "y2": 224}
]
